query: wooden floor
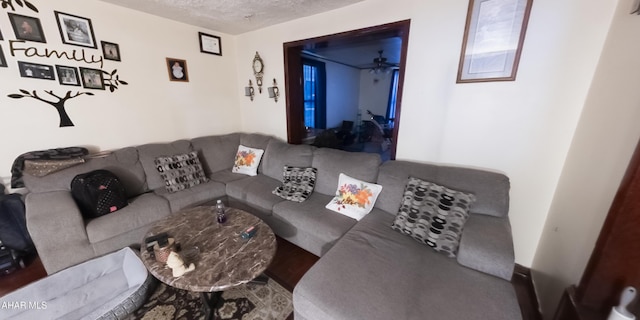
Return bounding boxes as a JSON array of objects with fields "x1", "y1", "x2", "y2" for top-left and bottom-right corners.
[{"x1": 0, "y1": 238, "x2": 540, "y2": 320}]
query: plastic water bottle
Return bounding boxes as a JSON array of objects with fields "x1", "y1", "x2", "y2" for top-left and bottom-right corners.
[{"x1": 215, "y1": 200, "x2": 227, "y2": 224}]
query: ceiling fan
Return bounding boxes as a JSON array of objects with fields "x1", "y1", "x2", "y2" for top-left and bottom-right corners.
[{"x1": 369, "y1": 50, "x2": 397, "y2": 74}]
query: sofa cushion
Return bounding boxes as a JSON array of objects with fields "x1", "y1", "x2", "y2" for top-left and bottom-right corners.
[
  {"x1": 312, "y1": 148, "x2": 382, "y2": 196},
  {"x1": 272, "y1": 192, "x2": 358, "y2": 256},
  {"x1": 232, "y1": 145, "x2": 264, "y2": 176},
  {"x1": 376, "y1": 160, "x2": 510, "y2": 217},
  {"x1": 155, "y1": 151, "x2": 208, "y2": 193},
  {"x1": 137, "y1": 140, "x2": 193, "y2": 191},
  {"x1": 325, "y1": 173, "x2": 382, "y2": 221},
  {"x1": 86, "y1": 193, "x2": 171, "y2": 243},
  {"x1": 391, "y1": 177, "x2": 475, "y2": 258},
  {"x1": 191, "y1": 133, "x2": 241, "y2": 174},
  {"x1": 293, "y1": 210, "x2": 522, "y2": 320},
  {"x1": 226, "y1": 174, "x2": 284, "y2": 214},
  {"x1": 273, "y1": 166, "x2": 317, "y2": 203},
  {"x1": 156, "y1": 180, "x2": 226, "y2": 212},
  {"x1": 209, "y1": 170, "x2": 249, "y2": 184},
  {"x1": 22, "y1": 147, "x2": 147, "y2": 198},
  {"x1": 262, "y1": 139, "x2": 314, "y2": 181}
]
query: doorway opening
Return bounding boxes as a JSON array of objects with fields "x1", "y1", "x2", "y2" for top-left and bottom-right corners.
[{"x1": 284, "y1": 20, "x2": 410, "y2": 160}]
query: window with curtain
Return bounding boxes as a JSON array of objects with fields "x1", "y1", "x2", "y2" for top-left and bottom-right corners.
[
  {"x1": 386, "y1": 69, "x2": 399, "y2": 128},
  {"x1": 303, "y1": 59, "x2": 326, "y2": 129}
]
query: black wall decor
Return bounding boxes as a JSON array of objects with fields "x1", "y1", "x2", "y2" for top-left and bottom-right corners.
[{"x1": 0, "y1": 0, "x2": 39, "y2": 13}]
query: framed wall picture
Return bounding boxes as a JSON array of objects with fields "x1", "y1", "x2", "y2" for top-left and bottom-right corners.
[
  {"x1": 18, "y1": 61, "x2": 55, "y2": 80},
  {"x1": 54, "y1": 11, "x2": 97, "y2": 49},
  {"x1": 0, "y1": 46, "x2": 7, "y2": 68},
  {"x1": 166, "y1": 58, "x2": 189, "y2": 82},
  {"x1": 79, "y1": 67, "x2": 105, "y2": 89},
  {"x1": 55, "y1": 65, "x2": 81, "y2": 86},
  {"x1": 199, "y1": 32, "x2": 222, "y2": 56},
  {"x1": 456, "y1": 0, "x2": 533, "y2": 83},
  {"x1": 8, "y1": 13, "x2": 46, "y2": 43},
  {"x1": 0, "y1": 27, "x2": 4, "y2": 40},
  {"x1": 101, "y1": 41, "x2": 121, "y2": 61}
]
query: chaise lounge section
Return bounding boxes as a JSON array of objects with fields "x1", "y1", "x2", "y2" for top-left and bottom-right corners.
[{"x1": 21, "y1": 132, "x2": 522, "y2": 319}]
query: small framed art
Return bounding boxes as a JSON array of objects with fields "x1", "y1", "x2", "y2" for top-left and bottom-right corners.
[
  {"x1": 101, "y1": 41, "x2": 121, "y2": 61},
  {"x1": 18, "y1": 61, "x2": 55, "y2": 80},
  {"x1": 166, "y1": 58, "x2": 189, "y2": 82},
  {"x1": 456, "y1": 0, "x2": 533, "y2": 83},
  {"x1": 56, "y1": 65, "x2": 81, "y2": 86},
  {"x1": 79, "y1": 67, "x2": 105, "y2": 89},
  {"x1": 8, "y1": 13, "x2": 46, "y2": 43},
  {"x1": 199, "y1": 32, "x2": 222, "y2": 56},
  {"x1": 54, "y1": 11, "x2": 97, "y2": 49}
]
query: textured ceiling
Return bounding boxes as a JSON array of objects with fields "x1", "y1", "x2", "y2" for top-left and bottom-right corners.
[{"x1": 98, "y1": 0, "x2": 367, "y2": 35}]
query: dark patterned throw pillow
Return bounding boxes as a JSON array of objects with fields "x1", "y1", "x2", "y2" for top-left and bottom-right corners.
[
  {"x1": 391, "y1": 177, "x2": 476, "y2": 258},
  {"x1": 272, "y1": 166, "x2": 317, "y2": 202},
  {"x1": 155, "y1": 151, "x2": 208, "y2": 193}
]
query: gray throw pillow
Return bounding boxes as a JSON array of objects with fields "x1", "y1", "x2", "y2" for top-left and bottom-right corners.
[
  {"x1": 272, "y1": 166, "x2": 317, "y2": 202},
  {"x1": 155, "y1": 151, "x2": 208, "y2": 193},
  {"x1": 391, "y1": 177, "x2": 476, "y2": 258}
]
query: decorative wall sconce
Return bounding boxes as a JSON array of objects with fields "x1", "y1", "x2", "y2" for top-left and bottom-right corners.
[
  {"x1": 245, "y1": 80, "x2": 255, "y2": 101},
  {"x1": 267, "y1": 78, "x2": 279, "y2": 103}
]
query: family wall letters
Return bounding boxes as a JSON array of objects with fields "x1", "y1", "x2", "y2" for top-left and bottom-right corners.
[{"x1": 9, "y1": 40, "x2": 104, "y2": 68}]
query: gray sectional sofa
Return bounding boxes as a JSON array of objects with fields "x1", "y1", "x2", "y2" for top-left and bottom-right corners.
[{"x1": 22, "y1": 132, "x2": 522, "y2": 319}]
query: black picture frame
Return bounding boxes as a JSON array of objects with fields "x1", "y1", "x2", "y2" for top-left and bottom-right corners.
[
  {"x1": 79, "y1": 67, "x2": 105, "y2": 90},
  {"x1": 8, "y1": 13, "x2": 46, "y2": 43},
  {"x1": 166, "y1": 58, "x2": 189, "y2": 82},
  {"x1": 55, "y1": 65, "x2": 81, "y2": 86},
  {"x1": 0, "y1": 46, "x2": 7, "y2": 68},
  {"x1": 54, "y1": 11, "x2": 97, "y2": 49},
  {"x1": 101, "y1": 41, "x2": 121, "y2": 61},
  {"x1": 0, "y1": 27, "x2": 4, "y2": 40},
  {"x1": 18, "y1": 61, "x2": 55, "y2": 80},
  {"x1": 199, "y1": 32, "x2": 222, "y2": 56}
]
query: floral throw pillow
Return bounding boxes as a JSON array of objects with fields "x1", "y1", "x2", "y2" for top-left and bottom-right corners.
[
  {"x1": 325, "y1": 173, "x2": 383, "y2": 221},
  {"x1": 391, "y1": 177, "x2": 476, "y2": 258},
  {"x1": 155, "y1": 151, "x2": 208, "y2": 193},
  {"x1": 272, "y1": 166, "x2": 318, "y2": 202},
  {"x1": 232, "y1": 145, "x2": 264, "y2": 176}
]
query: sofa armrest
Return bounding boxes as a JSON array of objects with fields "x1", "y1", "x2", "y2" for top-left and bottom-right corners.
[
  {"x1": 26, "y1": 191, "x2": 94, "y2": 274},
  {"x1": 457, "y1": 214, "x2": 515, "y2": 280}
]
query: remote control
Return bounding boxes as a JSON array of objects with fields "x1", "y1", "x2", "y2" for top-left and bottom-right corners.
[{"x1": 241, "y1": 226, "x2": 257, "y2": 239}]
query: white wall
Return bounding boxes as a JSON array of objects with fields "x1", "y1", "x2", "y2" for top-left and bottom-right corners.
[
  {"x1": 234, "y1": 0, "x2": 617, "y2": 266},
  {"x1": 0, "y1": 0, "x2": 241, "y2": 187},
  {"x1": 325, "y1": 61, "x2": 360, "y2": 129},
  {"x1": 359, "y1": 70, "x2": 393, "y2": 119},
  {"x1": 532, "y1": 0, "x2": 640, "y2": 317}
]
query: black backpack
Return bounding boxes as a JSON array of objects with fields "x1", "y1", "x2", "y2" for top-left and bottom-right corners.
[
  {"x1": 0, "y1": 193, "x2": 34, "y2": 253},
  {"x1": 71, "y1": 170, "x2": 128, "y2": 219}
]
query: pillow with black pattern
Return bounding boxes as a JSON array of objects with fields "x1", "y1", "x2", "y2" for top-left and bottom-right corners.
[
  {"x1": 272, "y1": 166, "x2": 317, "y2": 202},
  {"x1": 391, "y1": 177, "x2": 476, "y2": 258},
  {"x1": 155, "y1": 151, "x2": 208, "y2": 193}
]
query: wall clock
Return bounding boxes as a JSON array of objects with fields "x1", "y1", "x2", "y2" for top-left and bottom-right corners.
[{"x1": 252, "y1": 51, "x2": 264, "y2": 93}]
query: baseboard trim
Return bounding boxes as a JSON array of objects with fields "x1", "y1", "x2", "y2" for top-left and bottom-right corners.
[{"x1": 513, "y1": 264, "x2": 543, "y2": 320}]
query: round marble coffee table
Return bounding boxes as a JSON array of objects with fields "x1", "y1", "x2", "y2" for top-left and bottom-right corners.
[{"x1": 140, "y1": 206, "x2": 277, "y2": 319}]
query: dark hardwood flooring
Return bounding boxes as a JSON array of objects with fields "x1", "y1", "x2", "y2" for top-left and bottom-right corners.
[{"x1": 0, "y1": 237, "x2": 540, "y2": 320}]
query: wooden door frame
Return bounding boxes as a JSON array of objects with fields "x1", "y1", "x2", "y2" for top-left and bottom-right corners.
[{"x1": 283, "y1": 20, "x2": 411, "y2": 160}]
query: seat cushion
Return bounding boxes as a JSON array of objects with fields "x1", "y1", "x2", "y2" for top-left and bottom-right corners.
[
  {"x1": 86, "y1": 193, "x2": 171, "y2": 243},
  {"x1": 156, "y1": 180, "x2": 226, "y2": 212},
  {"x1": 293, "y1": 210, "x2": 522, "y2": 320},
  {"x1": 272, "y1": 192, "x2": 358, "y2": 256},
  {"x1": 209, "y1": 170, "x2": 249, "y2": 184},
  {"x1": 225, "y1": 174, "x2": 285, "y2": 214}
]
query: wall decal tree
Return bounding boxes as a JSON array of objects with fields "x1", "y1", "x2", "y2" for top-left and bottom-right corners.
[
  {"x1": 1, "y1": 0, "x2": 38, "y2": 12},
  {"x1": 7, "y1": 69, "x2": 128, "y2": 127}
]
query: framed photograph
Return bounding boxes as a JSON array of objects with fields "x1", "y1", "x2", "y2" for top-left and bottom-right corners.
[
  {"x1": 0, "y1": 46, "x2": 7, "y2": 68},
  {"x1": 101, "y1": 41, "x2": 121, "y2": 61},
  {"x1": 456, "y1": 0, "x2": 533, "y2": 83},
  {"x1": 18, "y1": 61, "x2": 55, "y2": 80},
  {"x1": 199, "y1": 32, "x2": 222, "y2": 56},
  {"x1": 8, "y1": 13, "x2": 46, "y2": 43},
  {"x1": 79, "y1": 67, "x2": 105, "y2": 89},
  {"x1": 166, "y1": 58, "x2": 189, "y2": 82},
  {"x1": 0, "y1": 27, "x2": 4, "y2": 40},
  {"x1": 54, "y1": 11, "x2": 97, "y2": 49},
  {"x1": 55, "y1": 65, "x2": 80, "y2": 86}
]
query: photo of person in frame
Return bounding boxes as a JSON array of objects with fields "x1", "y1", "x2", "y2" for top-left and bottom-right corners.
[{"x1": 8, "y1": 13, "x2": 46, "y2": 43}]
